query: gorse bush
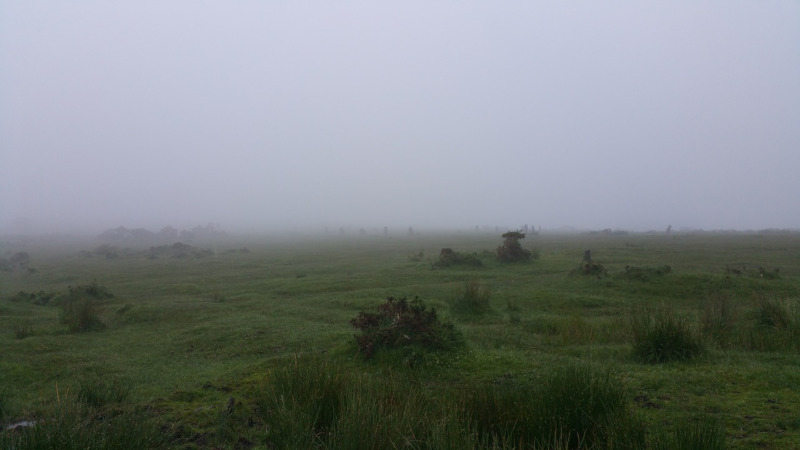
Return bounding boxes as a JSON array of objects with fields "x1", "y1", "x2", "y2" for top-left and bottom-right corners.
[
  {"x1": 630, "y1": 308, "x2": 703, "y2": 363},
  {"x1": 496, "y1": 231, "x2": 532, "y2": 263},
  {"x1": 350, "y1": 296, "x2": 463, "y2": 360},
  {"x1": 448, "y1": 280, "x2": 492, "y2": 314},
  {"x1": 434, "y1": 248, "x2": 483, "y2": 267}
]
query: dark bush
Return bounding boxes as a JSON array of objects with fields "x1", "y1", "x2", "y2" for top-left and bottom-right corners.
[
  {"x1": 350, "y1": 296, "x2": 463, "y2": 360},
  {"x1": 621, "y1": 265, "x2": 672, "y2": 281},
  {"x1": 434, "y1": 248, "x2": 482, "y2": 267},
  {"x1": 496, "y1": 231, "x2": 532, "y2": 263}
]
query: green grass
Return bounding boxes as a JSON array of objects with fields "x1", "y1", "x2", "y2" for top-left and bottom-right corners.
[{"x1": 1, "y1": 231, "x2": 799, "y2": 448}]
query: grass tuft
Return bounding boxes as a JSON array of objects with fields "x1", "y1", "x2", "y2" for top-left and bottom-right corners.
[
  {"x1": 448, "y1": 280, "x2": 492, "y2": 315},
  {"x1": 630, "y1": 307, "x2": 703, "y2": 363}
]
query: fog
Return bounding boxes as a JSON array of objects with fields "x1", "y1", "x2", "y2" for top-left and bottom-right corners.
[{"x1": 2, "y1": 1, "x2": 799, "y2": 235}]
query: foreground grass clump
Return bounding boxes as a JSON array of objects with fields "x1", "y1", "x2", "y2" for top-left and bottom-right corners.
[
  {"x1": 630, "y1": 308, "x2": 703, "y2": 363},
  {"x1": 464, "y1": 364, "x2": 644, "y2": 449},
  {"x1": 256, "y1": 357, "x2": 728, "y2": 449},
  {"x1": 350, "y1": 296, "x2": 463, "y2": 361},
  {"x1": 448, "y1": 280, "x2": 492, "y2": 315},
  {"x1": 649, "y1": 415, "x2": 727, "y2": 450},
  {"x1": 0, "y1": 399, "x2": 164, "y2": 450}
]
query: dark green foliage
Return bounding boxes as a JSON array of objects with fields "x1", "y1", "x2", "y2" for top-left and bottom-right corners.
[
  {"x1": 621, "y1": 265, "x2": 671, "y2": 281},
  {"x1": 434, "y1": 248, "x2": 482, "y2": 267},
  {"x1": 630, "y1": 308, "x2": 703, "y2": 363},
  {"x1": 496, "y1": 231, "x2": 532, "y2": 262},
  {"x1": 350, "y1": 296, "x2": 463, "y2": 359},
  {"x1": 448, "y1": 280, "x2": 492, "y2": 314}
]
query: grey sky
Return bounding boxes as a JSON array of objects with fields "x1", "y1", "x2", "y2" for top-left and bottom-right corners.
[{"x1": 1, "y1": 1, "x2": 799, "y2": 233}]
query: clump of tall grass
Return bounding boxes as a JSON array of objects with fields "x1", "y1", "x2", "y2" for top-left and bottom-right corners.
[
  {"x1": 0, "y1": 399, "x2": 164, "y2": 450},
  {"x1": 463, "y1": 364, "x2": 644, "y2": 449},
  {"x1": 448, "y1": 280, "x2": 492, "y2": 314},
  {"x1": 630, "y1": 307, "x2": 703, "y2": 363},
  {"x1": 701, "y1": 292, "x2": 740, "y2": 348},
  {"x1": 649, "y1": 415, "x2": 727, "y2": 450},
  {"x1": 77, "y1": 377, "x2": 131, "y2": 408},
  {"x1": 59, "y1": 297, "x2": 105, "y2": 332},
  {"x1": 746, "y1": 295, "x2": 800, "y2": 351},
  {"x1": 57, "y1": 281, "x2": 113, "y2": 332},
  {"x1": 14, "y1": 321, "x2": 34, "y2": 340}
]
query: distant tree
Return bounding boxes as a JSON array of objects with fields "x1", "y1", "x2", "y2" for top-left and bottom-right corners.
[{"x1": 496, "y1": 231, "x2": 531, "y2": 263}]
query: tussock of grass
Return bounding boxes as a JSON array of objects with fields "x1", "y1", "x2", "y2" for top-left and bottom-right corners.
[
  {"x1": 649, "y1": 415, "x2": 727, "y2": 450},
  {"x1": 448, "y1": 280, "x2": 492, "y2": 315},
  {"x1": 630, "y1": 307, "x2": 704, "y2": 363},
  {"x1": 0, "y1": 399, "x2": 164, "y2": 450}
]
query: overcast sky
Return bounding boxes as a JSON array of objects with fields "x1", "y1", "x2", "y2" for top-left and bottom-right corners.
[{"x1": 1, "y1": 1, "x2": 798, "y2": 234}]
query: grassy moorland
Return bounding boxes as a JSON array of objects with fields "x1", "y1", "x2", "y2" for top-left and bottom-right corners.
[{"x1": 1, "y1": 231, "x2": 799, "y2": 449}]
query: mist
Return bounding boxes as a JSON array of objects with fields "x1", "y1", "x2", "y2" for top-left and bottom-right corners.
[{"x1": 2, "y1": 1, "x2": 799, "y2": 235}]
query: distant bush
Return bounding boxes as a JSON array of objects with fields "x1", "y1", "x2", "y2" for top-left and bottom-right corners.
[
  {"x1": 434, "y1": 248, "x2": 482, "y2": 267},
  {"x1": 447, "y1": 280, "x2": 491, "y2": 314},
  {"x1": 496, "y1": 231, "x2": 532, "y2": 263},
  {"x1": 630, "y1": 308, "x2": 703, "y2": 363},
  {"x1": 350, "y1": 296, "x2": 463, "y2": 361},
  {"x1": 570, "y1": 249, "x2": 607, "y2": 277},
  {"x1": 9, "y1": 290, "x2": 56, "y2": 305},
  {"x1": 621, "y1": 265, "x2": 672, "y2": 281}
]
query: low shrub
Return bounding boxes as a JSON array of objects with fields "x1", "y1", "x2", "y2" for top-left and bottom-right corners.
[
  {"x1": 350, "y1": 296, "x2": 463, "y2": 360},
  {"x1": 620, "y1": 265, "x2": 672, "y2": 281},
  {"x1": 448, "y1": 280, "x2": 492, "y2": 314},
  {"x1": 496, "y1": 231, "x2": 532, "y2": 263},
  {"x1": 630, "y1": 308, "x2": 703, "y2": 363},
  {"x1": 9, "y1": 290, "x2": 56, "y2": 305},
  {"x1": 434, "y1": 248, "x2": 482, "y2": 267},
  {"x1": 571, "y1": 261, "x2": 607, "y2": 278}
]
